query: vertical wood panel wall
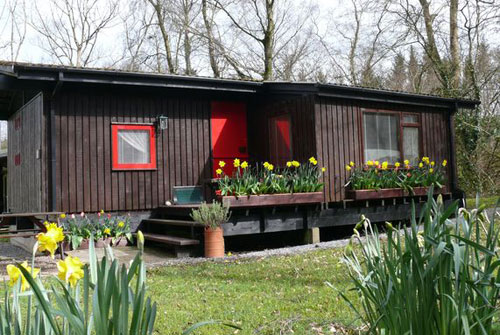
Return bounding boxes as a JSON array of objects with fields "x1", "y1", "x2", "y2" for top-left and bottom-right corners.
[
  {"x1": 315, "y1": 97, "x2": 451, "y2": 203},
  {"x1": 249, "y1": 95, "x2": 316, "y2": 163},
  {"x1": 8, "y1": 93, "x2": 45, "y2": 212},
  {"x1": 54, "y1": 91, "x2": 211, "y2": 213}
]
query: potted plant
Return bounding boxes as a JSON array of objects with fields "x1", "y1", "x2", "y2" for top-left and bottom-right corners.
[{"x1": 190, "y1": 201, "x2": 231, "y2": 258}]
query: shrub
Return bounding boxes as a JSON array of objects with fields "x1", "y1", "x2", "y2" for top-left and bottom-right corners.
[
  {"x1": 190, "y1": 201, "x2": 231, "y2": 229},
  {"x1": 340, "y1": 193, "x2": 500, "y2": 335}
]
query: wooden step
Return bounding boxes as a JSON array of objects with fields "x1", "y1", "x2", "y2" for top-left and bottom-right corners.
[
  {"x1": 140, "y1": 233, "x2": 200, "y2": 246},
  {"x1": 142, "y1": 219, "x2": 204, "y2": 228}
]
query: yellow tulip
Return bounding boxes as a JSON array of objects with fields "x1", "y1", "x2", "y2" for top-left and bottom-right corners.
[
  {"x1": 322, "y1": 167, "x2": 326, "y2": 173},
  {"x1": 218, "y1": 161, "x2": 226, "y2": 168},
  {"x1": 442, "y1": 160, "x2": 447, "y2": 167},
  {"x1": 57, "y1": 256, "x2": 84, "y2": 288},
  {"x1": 37, "y1": 223, "x2": 65, "y2": 259},
  {"x1": 60, "y1": 213, "x2": 66, "y2": 219},
  {"x1": 381, "y1": 161, "x2": 388, "y2": 170},
  {"x1": 375, "y1": 161, "x2": 380, "y2": 166},
  {"x1": 431, "y1": 161, "x2": 435, "y2": 166},
  {"x1": 419, "y1": 162, "x2": 424, "y2": 168},
  {"x1": 404, "y1": 159, "x2": 410, "y2": 166},
  {"x1": 100, "y1": 209, "x2": 105, "y2": 214},
  {"x1": 233, "y1": 158, "x2": 240, "y2": 168},
  {"x1": 7, "y1": 261, "x2": 40, "y2": 292},
  {"x1": 118, "y1": 221, "x2": 125, "y2": 228},
  {"x1": 216, "y1": 168, "x2": 223, "y2": 175},
  {"x1": 366, "y1": 161, "x2": 374, "y2": 166},
  {"x1": 241, "y1": 161, "x2": 249, "y2": 169},
  {"x1": 104, "y1": 228, "x2": 111, "y2": 235}
]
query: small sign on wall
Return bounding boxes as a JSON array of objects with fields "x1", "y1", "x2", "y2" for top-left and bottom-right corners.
[{"x1": 14, "y1": 153, "x2": 21, "y2": 166}]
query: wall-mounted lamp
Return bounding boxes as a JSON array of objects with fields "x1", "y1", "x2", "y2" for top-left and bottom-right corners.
[{"x1": 156, "y1": 115, "x2": 168, "y2": 132}]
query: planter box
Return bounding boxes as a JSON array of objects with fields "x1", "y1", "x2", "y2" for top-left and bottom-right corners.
[
  {"x1": 346, "y1": 186, "x2": 448, "y2": 200},
  {"x1": 218, "y1": 192, "x2": 324, "y2": 208}
]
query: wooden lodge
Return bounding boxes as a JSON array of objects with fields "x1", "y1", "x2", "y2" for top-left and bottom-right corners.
[{"x1": 0, "y1": 62, "x2": 479, "y2": 252}]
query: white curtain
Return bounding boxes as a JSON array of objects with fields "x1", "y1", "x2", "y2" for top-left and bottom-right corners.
[
  {"x1": 118, "y1": 130, "x2": 150, "y2": 163},
  {"x1": 363, "y1": 113, "x2": 400, "y2": 164}
]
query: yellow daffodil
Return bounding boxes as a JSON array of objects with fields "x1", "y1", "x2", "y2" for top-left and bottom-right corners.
[
  {"x1": 241, "y1": 161, "x2": 249, "y2": 169},
  {"x1": 292, "y1": 161, "x2": 300, "y2": 168},
  {"x1": 381, "y1": 161, "x2": 388, "y2": 170},
  {"x1": 375, "y1": 161, "x2": 380, "y2": 166},
  {"x1": 233, "y1": 158, "x2": 240, "y2": 168},
  {"x1": 430, "y1": 161, "x2": 435, "y2": 166},
  {"x1": 419, "y1": 162, "x2": 424, "y2": 168},
  {"x1": 404, "y1": 159, "x2": 410, "y2": 166},
  {"x1": 442, "y1": 160, "x2": 447, "y2": 167},
  {"x1": 7, "y1": 261, "x2": 40, "y2": 292},
  {"x1": 60, "y1": 213, "x2": 66, "y2": 219},
  {"x1": 366, "y1": 160, "x2": 374, "y2": 166},
  {"x1": 345, "y1": 165, "x2": 351, "y2": 171},
  {"x1": 309, "y1": 157, "x2": 318, "y2": 165},
  {"x1": 104, "y1": 228, "x2": 111, "y2": 235},
  {"x1": 322, "y1": 167, "x2": 326, "y2": 173},
  {"x1": 118, "y1": 221, "x2": 125, "y2": 228},
  {"x1": 429, "y1": 168, "x2": 434, "y2": 173},
  {"x1": 286, "y1": 161, "x2": 292, "y2": 168},
  {"x1": 422, "y1": 157, "x2": 430, "y2": 164},
  {"x1": 395, "y1": 162, "x2": 401, "y2": 168},
  {"x1": 216, "y1": 168, "x2": 223, "y2": 175},
  {"x1": 267, "y1": 164, "x2": 274, "y2": 171},
  {"x1": 349, "y1": 161, "x2": 355, "y2": 167},
  {"x1": 218, "y1": 161, "x2": 226, "y2": 168},
  {"x1": 57, "y1": 256, "x2": 84, "y2": 288},
  {"x1": 263, "y1": 162, "x2": 270, "y2": 168},
  {"x1": 37, "y1": 223, "x2": 65, "y2": 259}
]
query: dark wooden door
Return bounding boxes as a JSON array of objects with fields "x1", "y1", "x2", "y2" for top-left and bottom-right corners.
[
  {"x1": 210, "y1": 101, "x2": 248, "y2": 176},
  {"x1": 7, "y1": 93, "x2": 44, "y2": 213}
]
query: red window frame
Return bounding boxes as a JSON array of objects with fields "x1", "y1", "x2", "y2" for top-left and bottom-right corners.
[{"x1": 112, "y1": 124, "x2": 157, "y2": 170}]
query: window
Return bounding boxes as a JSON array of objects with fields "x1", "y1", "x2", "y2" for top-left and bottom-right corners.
[
  {"x1": 363, "y1": 111, "x2": 420, "y2": 165},
  {"x1": 363, "y1": 113, "x2": 400, "y2": 164},
  {"x1": 112, "y1": 124, "x2": 156, "y2": 170},
  {"x1": 269, "y1": 114, "x2": 292, "y2": 167}
]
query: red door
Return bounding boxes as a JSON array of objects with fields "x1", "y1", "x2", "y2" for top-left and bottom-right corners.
[{"x1": 211, "y1": 101, "x2": 248, "y2": 177}]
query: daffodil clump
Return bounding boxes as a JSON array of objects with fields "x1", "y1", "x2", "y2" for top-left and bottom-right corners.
[
  {"x1": 346, "y1": 157, "x2": 447, "y2": 191},
  {"x1": 61, "y1": 211, "x2": 132, "y2": 250},
  {"x1": 3, "y1": 228, "x2": 156, "y2": 335},
  {"x1": 216, "y1": 158, "x2": 325, "y2": 196}
]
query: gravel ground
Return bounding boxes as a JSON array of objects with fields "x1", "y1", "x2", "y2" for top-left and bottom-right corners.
[{"x1": 0, "y1": 242, "x2": 59, "y2": 277}]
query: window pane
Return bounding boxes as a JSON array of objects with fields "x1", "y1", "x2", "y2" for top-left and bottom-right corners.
[
  {"x1": 403, "y1": 114, "x2": 418, "y2": 123},
  {"x1": 118, "y1": 129, "x2": 150, "y2": 164},
  {"x1": 269, "y1": 114, "x2": 292, "y2": 166},
  {"x1": 403, "y1": 127, "x2": 419, "y2": 165},
  {"x1": 364, "y1": 113, "x2": 400, "y2": 164}
]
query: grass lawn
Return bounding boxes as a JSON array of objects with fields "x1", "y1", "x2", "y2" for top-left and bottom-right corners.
[
  {"x1": 147, "y1": 248, "x2": 359, "y2": 335},
  {"x1": 466, "y1": 195, "x2": 499, "y2": 209}
]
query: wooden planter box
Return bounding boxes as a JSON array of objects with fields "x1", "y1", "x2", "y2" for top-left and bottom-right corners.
[
  {"x1": 218, "y1": 192, "x2": 324, "y2": 208},
  {"x1": 346, "y1": 186, "x2": 448, "y2": 200}
]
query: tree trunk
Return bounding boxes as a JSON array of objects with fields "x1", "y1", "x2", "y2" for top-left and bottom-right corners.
[
  {"x1": 201, "y1": 0, "x2": 220, "y2": 78},
  {"x1": 449, "y1": 0, "x2": 460, "y2": 91},
  {"x1": 149, "y1": 0, "x2": 176, "y2": 74},
  {"x1": 262, "y1": 0, "x2": 275, "y2": 81}
]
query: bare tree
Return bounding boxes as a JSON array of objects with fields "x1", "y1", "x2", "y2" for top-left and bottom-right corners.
[
  {"x1": 31, "y1": 0, "x2": 118, "y2": 67},
  {"x1": 0, "y1": 0, "x2": 27, "y2": 61}
]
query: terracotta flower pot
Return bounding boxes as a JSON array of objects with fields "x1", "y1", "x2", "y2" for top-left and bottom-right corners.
[{"x1": 204, "y1": 227, "x2": 224, "y2": 258}]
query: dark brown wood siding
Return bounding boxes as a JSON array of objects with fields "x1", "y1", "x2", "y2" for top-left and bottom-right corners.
[
  {"x1": 54, "y1": 91, "x2": 212, "y2": 213},
  {"x1": 249, "y1": 95, "x2": 316, "y2": 163},
  {"x1": 315, "y1": 97, "x2": 452, "y2": 203}
]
